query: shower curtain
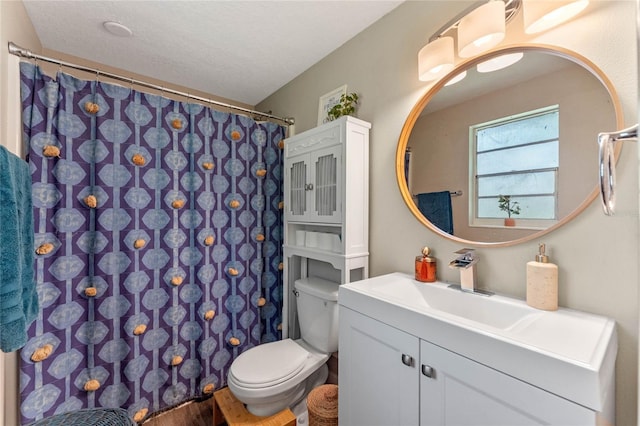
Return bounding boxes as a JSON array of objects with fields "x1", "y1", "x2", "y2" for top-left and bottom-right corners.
[{"x1": 18, "y1": 62, "x2": 285, "y2": 424}]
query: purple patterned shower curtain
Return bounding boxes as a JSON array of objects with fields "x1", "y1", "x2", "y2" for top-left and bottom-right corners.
[{"x1": 18, "y1": 62, "x2": 285, "y2": 424}]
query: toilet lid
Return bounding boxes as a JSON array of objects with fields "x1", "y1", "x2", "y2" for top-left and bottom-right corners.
[{"x1": 230, "y1": 339, "x2": 309, "y2": 388}]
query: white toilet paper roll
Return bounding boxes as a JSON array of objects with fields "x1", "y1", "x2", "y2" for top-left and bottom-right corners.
[
  {"x1": 295, "y1": 230, "x2": 306, "y2": 246},
  {"x1": 305, "y1": 231, "x2": 318, "y2": 248},
  {"x1": 318, "y1": 233, "x2": 333, "y2": 251}
]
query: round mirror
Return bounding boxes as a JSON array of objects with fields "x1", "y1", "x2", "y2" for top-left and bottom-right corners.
[{"x1": 396, "y1": 45, "x2": 623, "y2": 247}]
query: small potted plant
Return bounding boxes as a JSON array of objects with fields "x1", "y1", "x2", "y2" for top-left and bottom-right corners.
[
  {"x1": 498, "y1": 195, "x2": 520, "y2": 226},
  {"x1": 327, "y1": 92, "x2": 359, "y2": 121}
]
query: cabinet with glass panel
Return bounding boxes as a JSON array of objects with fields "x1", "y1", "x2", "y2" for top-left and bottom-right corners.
[{"x1": 283, "y1": 115, "x2": 370, "y2": 258}]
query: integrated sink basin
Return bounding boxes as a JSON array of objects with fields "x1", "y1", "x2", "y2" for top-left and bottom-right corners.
[
  {"x1": 364, "y1": 275, "x2": 540, "y2": 330},
  {"x1": 338, "y1": 272, "x2": 617, "y2": 415}
]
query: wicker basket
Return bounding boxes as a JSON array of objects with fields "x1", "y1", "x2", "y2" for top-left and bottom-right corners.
[{"x1": 307, "y1": 384, "x2": 338, "y2": 426}]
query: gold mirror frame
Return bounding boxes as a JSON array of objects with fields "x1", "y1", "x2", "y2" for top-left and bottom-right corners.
[{"x1": 396, "y1": 44, "x2": 624, "y2": 248}]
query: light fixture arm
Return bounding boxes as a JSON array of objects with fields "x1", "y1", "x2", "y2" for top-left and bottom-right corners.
[{"x1": 427, "y1": 0, "x2": 521, "y2": 42}]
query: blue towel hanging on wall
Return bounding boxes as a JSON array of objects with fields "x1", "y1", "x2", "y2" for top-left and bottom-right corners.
[
  {"x1": 417, "y1": 191, "x2": 454, "y2": 235},
  {"x1": 0, "y1": 145, "x2": 38, "y2": 352}
]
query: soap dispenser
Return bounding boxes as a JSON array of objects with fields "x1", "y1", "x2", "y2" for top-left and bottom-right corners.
[{"x1": 526, "y1": 243, "x2": 558, "y2": 311}]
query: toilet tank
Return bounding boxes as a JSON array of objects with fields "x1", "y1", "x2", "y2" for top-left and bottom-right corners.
[{"x1": 294, "y1": 276, "x2": 340, "y2": 353}]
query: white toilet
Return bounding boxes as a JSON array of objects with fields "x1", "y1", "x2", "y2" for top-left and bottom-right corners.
[{"x1": 227, "y1": 276, "x2": 339, "y2": 417}]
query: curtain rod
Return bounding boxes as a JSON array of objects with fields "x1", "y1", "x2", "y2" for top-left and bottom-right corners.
[{"x1": 8, "y1": 42, "x2": 295, "y2": 126}]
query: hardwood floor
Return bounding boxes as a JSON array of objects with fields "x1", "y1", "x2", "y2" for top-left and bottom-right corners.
[
  {"x1": 141, "y1": 397, "x2": 214, "y2": 426},
  {"x1": 139, "y1": 354, "x2": 339, "y2": 426}
]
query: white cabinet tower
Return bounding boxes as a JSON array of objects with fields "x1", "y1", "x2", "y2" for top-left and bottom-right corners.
[{"x1": 282, "y1": 115, "x2": 370, "y2": 337}]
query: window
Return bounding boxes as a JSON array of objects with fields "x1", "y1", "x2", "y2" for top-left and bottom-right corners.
[{"x1": 471, "y1": 106, "x2": 559, "y2": 228}]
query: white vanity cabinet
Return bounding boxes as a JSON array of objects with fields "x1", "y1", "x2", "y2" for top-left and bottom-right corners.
[
  {"x1": 282, "y1": 116, "x2": 370, "y2": 338},
  {"x1": 340, "y1": 307, "x2": 599, "y2": 426},
  {"x1": 338, "y1": 273, "x2": 617, "y2": 426}
]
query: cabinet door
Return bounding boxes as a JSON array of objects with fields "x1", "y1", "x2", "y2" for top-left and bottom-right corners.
[
  {"x1": 285, "y1": 155, "x2": 308, "y2": 220},
  {"x1": 309, "y1": 144, "x2": 341, "y2": 223},
  {"x1": 285, "y1": 145, "x2": 342, "y2": 223},
  {"x1": 339, "y1": 307, "x2": 419, "y2": 426},
  {"x1": 419, "y1": 340, "x2": 595, "y2": 426}
]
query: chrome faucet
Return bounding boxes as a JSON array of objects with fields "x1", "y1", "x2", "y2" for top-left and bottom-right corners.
[{"x1": 449, "y1": 248, "x2": 479, "y2": 293}]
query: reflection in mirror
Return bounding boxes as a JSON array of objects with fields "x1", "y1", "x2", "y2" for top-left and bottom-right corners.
[{"x1": 397, "y1": 45, "x2": 622, "y2": 246}]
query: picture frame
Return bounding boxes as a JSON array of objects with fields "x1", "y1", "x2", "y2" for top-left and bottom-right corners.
[{"x1": 317, "y1": 85, "x2": 347, "y2": 126}]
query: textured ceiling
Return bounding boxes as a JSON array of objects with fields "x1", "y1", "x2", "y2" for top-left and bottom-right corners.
[{"x1": 22, "y1": 0, "x2": 403, "y2": 106}]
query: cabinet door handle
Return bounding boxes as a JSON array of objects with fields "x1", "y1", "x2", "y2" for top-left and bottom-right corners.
[
  {"x1": 421, "y1": 364, "x2": 434, "y2": 378},
  {"x1": 401, "y1": 354, "x2": 413, "y2": 367},
  {"x1": 305, "y1": 183, "x2": 314, "y2": 191}
]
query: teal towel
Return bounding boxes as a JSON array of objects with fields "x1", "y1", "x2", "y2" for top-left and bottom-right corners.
[
  {"x1": 417, "y1": 191, "x2": 454, "y2": 235},
  {"x1": 0, "y1": 145, "x2": 38, "y2": 352}
]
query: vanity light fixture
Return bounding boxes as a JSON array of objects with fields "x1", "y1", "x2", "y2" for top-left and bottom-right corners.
[
  {"x1": 524, "y1": 0, "x2": 590, "y2": 34},
  {"x1": 417, "y1": 0, "x2": 588, "y2": 82},
  {"x1": 457, "y1": 1, "x2": 506, "y2": 58},
  {"x1": 417, "y1": 0, "x2": 520, "y2": 82},
  {"x1": 476, "y1": 51, "x2": 524, "y2": 73},
  {"x1": 418, "y1": 36, "x2": 455, "y2": 81}
]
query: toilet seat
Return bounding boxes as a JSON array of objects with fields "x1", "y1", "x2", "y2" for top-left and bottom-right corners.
[{"x1": 229, "y1": 339, "x2": 309, "y2": 388}]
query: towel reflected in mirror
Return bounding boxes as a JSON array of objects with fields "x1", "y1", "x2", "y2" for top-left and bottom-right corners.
[{"x1": 416, "y1": 191, "x2": 453, "y2": 235}]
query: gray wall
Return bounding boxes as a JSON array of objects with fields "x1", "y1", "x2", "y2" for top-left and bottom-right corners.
[{"x1": 258, "y1": 1, "x2": 638, "y2": 424}]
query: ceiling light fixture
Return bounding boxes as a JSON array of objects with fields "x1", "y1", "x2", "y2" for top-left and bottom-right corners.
[
  {"x1": 524, "y1": 0, "x2": 590, "y2": 34},
  {"x1": 103, "y1": 21, "x2": 133, "y2": 37},
  {"x1": 476, "y1": 51, "x2": 524, "y2": 73}
]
